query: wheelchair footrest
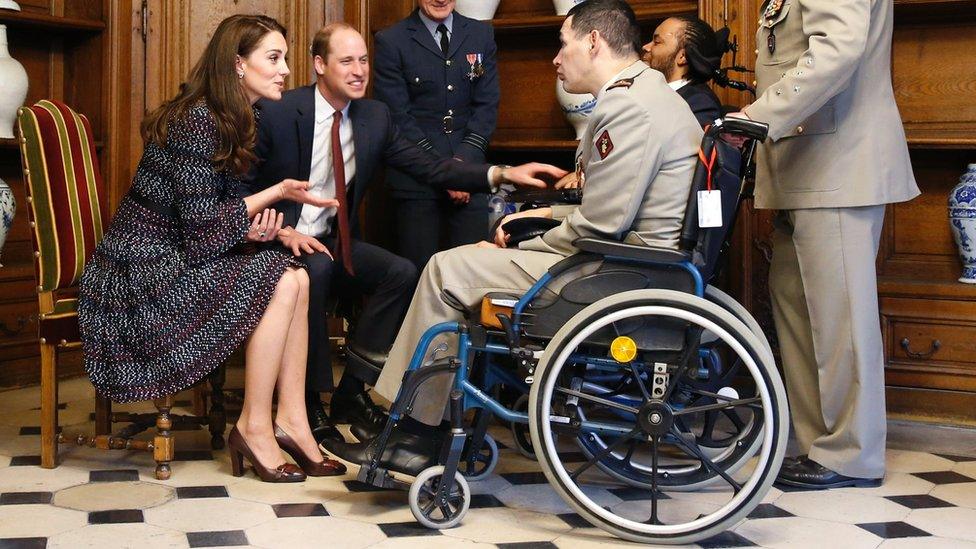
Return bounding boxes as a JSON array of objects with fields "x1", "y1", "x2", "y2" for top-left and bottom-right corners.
[{"x1": 356, "y1": 465, "x2": 410, "y2": 490}]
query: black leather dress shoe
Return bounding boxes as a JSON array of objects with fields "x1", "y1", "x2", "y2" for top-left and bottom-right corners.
[
  {"x1": 325, "y1": 429, "x2": 439, "y2": 477},
  {"x1": 775, "y1": 457, "x2": 883, "y2": 490},
  {"x1": 306, "y1": 399, "x2": 343, "y2": 445},
  {"x1": 331, "y1": 390, "x2": 389, "y2": 442}
]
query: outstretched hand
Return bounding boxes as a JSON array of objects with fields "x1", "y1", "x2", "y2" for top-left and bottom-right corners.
[
  {"x1": 502, "y1": 163, "x2": 569, "y2": 189},
  {"x1": 278, "y1": 179, "x2": 340, "y2": 209}
]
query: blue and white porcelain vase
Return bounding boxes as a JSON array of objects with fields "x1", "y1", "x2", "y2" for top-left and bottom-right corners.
[
  {"x1": 556, "y1": 79, "x2": 596, "y2": 140},
  {"x1": 0, "y1": 177, "x2": 15, "y2": 267},
  {"x1": 554, "y1": 0, "x2": 586, "y2": 15},
  {"x1": 455, "y1": 0, "x2": 501, "y2": 20},
  {"x1": 949, "y1": 163, "x2": 976, "y2": 284}
]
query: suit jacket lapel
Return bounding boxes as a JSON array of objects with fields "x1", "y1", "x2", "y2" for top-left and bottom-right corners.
[
  {"x1": 407, "y1": 10, "x2": 444, "y2": 59},
  {"x1": 295, "y1": 85, "x2": 316, "y2": 224},
  {"x1": 349, "y1": 101, "x2": 370, "y2": 211},
  {"x1": 447, "y1": 16, "x2": 470, "y2": 59}
]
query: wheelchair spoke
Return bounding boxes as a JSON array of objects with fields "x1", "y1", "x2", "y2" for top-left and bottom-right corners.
[
  {"x1": 556, "y1": 387, "x2": 640, "y2": 415},
  {"x1": 570, "y1": 427, "x2": 641, "y2": 481},
  {"x1": 647, "y1": 435, "x2": 661, "y2": 525},
  {"x1": 672, "y1": 396, "x2": 762, "y2": 417},
  {"x1": 627, "y1": 362, "x2": 652, "y2": 403},
  {"x1": 669, "y1": 426, "x2": 742, "y2": 493}
]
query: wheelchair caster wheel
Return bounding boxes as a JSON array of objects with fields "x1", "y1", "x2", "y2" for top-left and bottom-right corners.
[
  {"x1": 459, "y1": 434, "x2": 499, "y2": 481},
  {"x1": 409, "y1": 466, "x2": 471, "y2": 529},
  {"x1": 511, "y1": 395, "x2": 536, "y2": 460}
]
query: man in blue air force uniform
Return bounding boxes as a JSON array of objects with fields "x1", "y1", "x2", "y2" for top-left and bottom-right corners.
[{"x1": 373, "y1": 0, "x2": 500, "y2": 271}]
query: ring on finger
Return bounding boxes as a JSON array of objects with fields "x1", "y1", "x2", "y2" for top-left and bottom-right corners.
[{"x1": 258, "y1": 231, "x2": 266, "y2": 237}]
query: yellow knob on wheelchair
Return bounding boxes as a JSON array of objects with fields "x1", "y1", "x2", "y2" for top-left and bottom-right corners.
[{"x1": 610, "y1": 336, "x2": 638, "y2": 363}]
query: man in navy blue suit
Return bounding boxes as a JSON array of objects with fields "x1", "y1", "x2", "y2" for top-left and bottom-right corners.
[
  {"x1": 243, "y1": 23, "x2": 563, "y2": 446},
  {"x1": 373, "y1": 0, "x2": 500, "y2": 271},
  {"x1": 642, "y1": 15, "x2": 724, "y2": 127}
]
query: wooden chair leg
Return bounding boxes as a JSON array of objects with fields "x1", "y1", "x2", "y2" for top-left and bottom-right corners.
[
  {"x1": 208, "y1": 365, "x2": 226, "y2": 450},
  {"x1": 94, "y1": 395, "x2": 112, "y2": 436},
  {"x1": 153, "y1": 395, "x2": 174, "y2": 480},
  {"x1": 39, "y1": 341, "x2": 59, "y2": 469},
  {"x1": 191, "y1": 385, "x2": 207, "y2": 418}
]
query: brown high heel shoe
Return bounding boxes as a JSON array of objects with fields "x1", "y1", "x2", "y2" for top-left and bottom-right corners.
[
  {"x1": 274, "y1": 423, "x2": 347, "y2": 476},
  {"x1": 228, "y1": 426, "x2": 306, "y2": 483}
]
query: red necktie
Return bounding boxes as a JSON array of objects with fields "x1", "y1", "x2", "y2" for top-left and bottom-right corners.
[{"x1": 331, "y1": 111, "x2": 354, "y2": 275}]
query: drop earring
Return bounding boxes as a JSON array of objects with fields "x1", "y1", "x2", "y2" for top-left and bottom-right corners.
[{"x1": 237, "y1": 70, "x2": 244, "y2": 79}]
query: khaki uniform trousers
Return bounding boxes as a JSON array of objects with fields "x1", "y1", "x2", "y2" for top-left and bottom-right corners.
[
  {"x1": 770, "y1": 205, "x2": 887, "y2": 479},
  {"x1": 374, "y1": 244, "x2": 564, "y2": 425}
]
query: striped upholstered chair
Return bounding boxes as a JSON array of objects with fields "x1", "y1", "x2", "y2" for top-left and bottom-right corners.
[{"x1": 17, "y1": 100, "x2": 226, "y2": 479}]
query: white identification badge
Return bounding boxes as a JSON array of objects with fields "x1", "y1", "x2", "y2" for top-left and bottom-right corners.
[{"x1": 697, "y1": 190, "x2": 723, "y2": 228}]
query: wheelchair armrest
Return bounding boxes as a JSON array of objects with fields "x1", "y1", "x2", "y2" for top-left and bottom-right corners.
[
  {"x1": 574, "y1": 237, "x2": 692, "y2": 264},
  {"x1": 508, "y1": 188, "x2": 583, "y2": 205}
]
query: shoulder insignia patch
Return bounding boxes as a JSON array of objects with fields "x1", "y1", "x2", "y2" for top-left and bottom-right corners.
[
  {"x1": 606, "y1": 78, "x2": 634, "y2": 91},
  {"x1": 596, "y1": 130, "x2": 614, "y2": 160}
]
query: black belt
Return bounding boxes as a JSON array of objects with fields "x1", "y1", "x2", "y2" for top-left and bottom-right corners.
[{"x1": 129, "y1": 189, "x2": 176, "y2": 217}]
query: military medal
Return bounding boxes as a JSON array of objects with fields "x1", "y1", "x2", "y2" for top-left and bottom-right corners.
[
  {"x1": 768, "y1": 28, "x2": 776, "y2": 54},
  {"x1": 466, "y1": 53, "x2": 484, "y2": 81},
  {"x1": 763, "y1": 0, "x2": 784, "y2": 25}
]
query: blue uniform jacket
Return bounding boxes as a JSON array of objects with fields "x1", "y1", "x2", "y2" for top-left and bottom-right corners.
[{"x1": 373, "y1": 9, "x2": 500, "y2": 198}]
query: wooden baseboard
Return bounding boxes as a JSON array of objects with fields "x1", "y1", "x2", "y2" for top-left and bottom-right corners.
[{"x1": 886, "y1": 385, "x2": 976, "y2": 427}]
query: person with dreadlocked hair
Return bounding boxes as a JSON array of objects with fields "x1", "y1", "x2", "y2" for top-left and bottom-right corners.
[{"x1": 641, "y1": 15, "x2": 724, "y2": 127}]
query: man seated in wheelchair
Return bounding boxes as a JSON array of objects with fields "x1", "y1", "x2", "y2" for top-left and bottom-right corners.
[{"x1": 327, "y1": 0, "x2": 702, "y2": 470}]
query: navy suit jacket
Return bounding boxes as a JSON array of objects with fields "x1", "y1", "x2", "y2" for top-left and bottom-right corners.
[
  {"x1": 242, "y1": 85, "x2": 491, "y2": 236},
  {"x1": 677, "y1": 82, "x2": 723, "y2": 128},
  {"x1": 373, "y1": 9, "x2": 499, "y2": 198}
]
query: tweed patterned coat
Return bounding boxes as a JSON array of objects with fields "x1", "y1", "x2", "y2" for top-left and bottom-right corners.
[{"x1": 79, "y1": 103, "x2": 298, "y2": 402}]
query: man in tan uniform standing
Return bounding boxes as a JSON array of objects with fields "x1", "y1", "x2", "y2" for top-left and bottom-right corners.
[
  {"x1": 734, "y1": 0, "x2": 919, "y2": 488},
  {"x1": 358, "y1": 0, "x2": 702, "y2": 473}
]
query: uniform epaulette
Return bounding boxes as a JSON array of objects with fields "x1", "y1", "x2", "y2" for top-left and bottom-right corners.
[{"x1": 606, "y1": 78, "x2": 634, "y2": 91}]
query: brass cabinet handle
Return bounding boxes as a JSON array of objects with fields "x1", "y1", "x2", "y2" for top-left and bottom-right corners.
[{"x1": 900, "y1": 337, "x2": 941, "y2": 360}]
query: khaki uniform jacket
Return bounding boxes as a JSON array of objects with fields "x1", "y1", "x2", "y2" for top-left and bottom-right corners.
[
  {"x1": 747, "y1": 0, "x2": 919, "y2": 209},
  {"x1": 515, "y1": 61, "x2": 702, "y2": 277}
]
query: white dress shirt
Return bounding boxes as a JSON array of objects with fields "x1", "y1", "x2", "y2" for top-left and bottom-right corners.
[
  {"x1": 668, "y1": 78, "x2": 691, "y2": 91},
  {"x1": 296, "y1": 86, "x2": 357, "y2": 238}
]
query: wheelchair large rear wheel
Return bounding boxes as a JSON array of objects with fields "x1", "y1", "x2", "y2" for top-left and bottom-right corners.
[{"x1": 528, "y1": 289, "x2": 787, "y2": 545}]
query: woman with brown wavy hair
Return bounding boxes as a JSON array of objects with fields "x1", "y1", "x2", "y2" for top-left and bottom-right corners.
[{"x1": 79, "y1": 14, "x2": 345, "y2": 482}]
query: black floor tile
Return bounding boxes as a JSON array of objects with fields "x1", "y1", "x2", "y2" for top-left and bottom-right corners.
[
  {"x1": 496, "y1": 543, "x2": 558, "y2": 549},
  {"x1": 556, "y1": 513, "x2": 594, "y2": 529},
  {"x1": 0, "y1": 537, "x2": 48, "y2": 549},
  {"x1": 17, "y1": 427, "x2": 40, "y2": 436},
  {"x1": 698, "y1": 531, "x2": 757, "y2": 548},
  {"x1": 88, "y1": 509, "x2": 144, "y2": 524},
  {"x1": 176, "y1": 486, "x2": 228, "y2": 499},
  {"x1": 934, "y1": 453, "x2": 976, "y2": 462},
  {"x1": 494, "y1": 439, "x2": 510, "y2": 450},
  {"x1": 89, "y1": 470, "x2": 139, "y2": 482},
  {"x1": 747, "y1": 503, "x2": 794, "y2": 519},
  {"x1": 272, "y1": 503, "x2": 329, "y2": 518},
  {"x1": 556, "y1": 451, "x2": 587, "y2": 462},
  {"x1": 173, "y1": 450, "x2": 214, "y2": 461},
  {"x1": 471, "y1": 494, "x2": 506, "y2": 508},
  {"x1": 186, "y1": 530, "x2": 248, "y2": 548},
  {"x1": 500, "y1": 472, "x2": 548, "y2": 485},
  {"x1": 885, "y1": 494, "x2": 955, "y2": 509},
  {"x1": 0, "y1": 492, "x2": 53, "y2": 505},
  {"x1": 377, "y1": 521, "x2": 442, "y2": 537},
  {"x1": 911, "y1": 471, "x2": 976, "y2": 485},
  {"x1": 607, "y1": 487, "x2": 671, "y2": 501},
  {"x1": 857, "y1": 521, "x2": 931, "y2": 539},
  {"x1": 9, "y1": 456, "x2": 41, "y2": 467}
]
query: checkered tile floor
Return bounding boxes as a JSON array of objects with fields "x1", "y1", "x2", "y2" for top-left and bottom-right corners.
[{"x1": 2, "y1": 375, "x2": 976, "y2": 548}]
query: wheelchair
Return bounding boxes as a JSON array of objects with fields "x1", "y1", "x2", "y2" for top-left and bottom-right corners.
[{"x1": 355, "y1": 117, "x2": 786, "y2": 545}]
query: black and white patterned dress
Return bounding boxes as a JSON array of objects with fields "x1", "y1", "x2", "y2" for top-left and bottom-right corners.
[{"x1": 79, "y1": 103, "x2": 299, "y2": 402}]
